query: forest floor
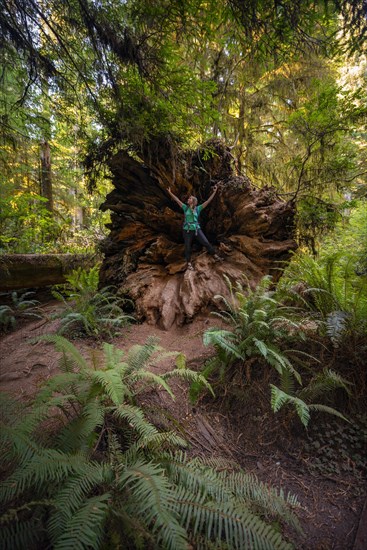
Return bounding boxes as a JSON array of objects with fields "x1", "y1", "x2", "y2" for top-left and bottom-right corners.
[{"x1": 0, "y1": 293, "x2": 366, "y2": 550}]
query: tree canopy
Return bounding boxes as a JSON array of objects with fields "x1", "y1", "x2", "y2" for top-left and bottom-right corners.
[{"x1": 1, "y1": 0, "x2": 366, "y2": 252}]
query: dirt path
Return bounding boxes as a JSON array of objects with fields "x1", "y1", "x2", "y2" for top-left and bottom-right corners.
[{"x1": 0, "y1": 303, "x2": 214, "y2": 397}]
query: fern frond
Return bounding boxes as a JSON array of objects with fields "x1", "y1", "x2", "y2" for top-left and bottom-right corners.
[
  {"x1": 53, "y1": 494, "x2": 110, "y2": 550},
  {"x1": 129, "y1": 370, "x2": 175, "y2": 399},
  {"x1": 203, "y1": 330, "x2": 243, "y2": 360},
  {"x1": 307, "y1": 403, "x2": 350, "y2": 423},
  {"x1": 224, "y1": 471, "x2": 302, "y2": 533},
  {"x1": 118, "y1": 460, "x2": 189, "y2": 550},
  {"x1": 0, "y1": 450, "x2": 90, "y2": 503},
  {"x1": 172, "y1": 485, "x2": 293, "y2": 550},
  {"x1": 125, "y1": 432, "x2": 187, "y2": 463},
  {"x1": 56, "y1": 399, "x2": 105, "y2": 452},
  {"x1": 162, "y1": 369, "x2": 215, "y2": 396},
  {"x1": 113, "y1": 403, "x2": 161, "y2": 441},
  {"x1": 279, "y1": 369, "x2": 295, "y2": 396},
  {"x1": 270, "y1": 385, "x2": 310, "y2": 427},
  {"x1": 34, "y1": 372, "x2": 84, "y2": 403},
  {"x1": 163, "y1": 452, "x2": 232, "y2": 503},
  {"x1": 48, "y1": 463, "x2": 112, "y2": 542},
  {"x1": 126, "y1": 338, "x2": 161, "y2": 374},
  {"x1": 326, "y1": 310, "x2": 350, "y2": 345},
  {"x1": 266, "y1": 346, "x2": 302, "y2": 384},
  {"x1": 299, "y1": 369, "x2": 352, "y2": 402},
  {"x1": 37, "y1": 334, "x2": 89, "y2": 371},
  {"x1": 0, "y1": 516, "x2": 44, "y2": 550},
  {"x1": 90, "y1": 369, "x2": 127, "y2": 405},
  {"x1": 101, "y1": 342, "x2": 126, "y2": 370}
]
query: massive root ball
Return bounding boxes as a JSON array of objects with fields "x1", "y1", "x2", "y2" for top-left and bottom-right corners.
[{"x1": 99, "y1": 139, "x2": 297, "y2": 329}]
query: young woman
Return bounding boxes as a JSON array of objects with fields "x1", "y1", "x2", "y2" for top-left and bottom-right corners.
[{"x1": 168, "y1": 185, "x2": 221, "y2": 270}]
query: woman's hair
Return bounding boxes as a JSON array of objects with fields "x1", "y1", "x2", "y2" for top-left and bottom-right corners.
[{"x1": 189, "y1": 196, "x2": 198, "y2": 206}]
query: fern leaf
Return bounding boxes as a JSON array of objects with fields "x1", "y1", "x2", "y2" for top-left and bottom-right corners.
[
  {"x1": 267, "y1": 346, "x2": 302, "y2": 384},
  {"x1": 270, "y1": 385, "x2": 310, "y2": 427},
  {"x1": 203, "y1": 330, "x2": 243, "y2": 359},
  {"x1": 90, "y1": 369, "x2": 126, "y2": 405},
  {"x1": 0, "y1": 516, "x2": 44, "y2": 550},
  {"x1": 125, "y1": 431, "x2": 187, "y2": 461},
  {"x1": 129, "y1": 370, "x2": 175, "y2": 400},
  {"x1": 172, "y1": 486, "x2": 293, "y2": 550},
  {"x1": 163, "y1": 451, "x2": 232, "y2": 503},
  {"x1": 224, "y1": 471, "x2": 302, "y2": 533},
  {"x1": 253, "y1": 338, "x2": 268, "y2": 358},
  {"x1": 53, "y1": 494, "x2": 110, "y2": 550},
  {"x1": 118, "y1": 460, "x2": 189, "y2": 550},
  {"x1": 126, "y1": 338, "x2": 160, "y2": 374},
  {"x1": 113, "y1": 403, "x2": 161, "y2": 440},
  {"x1": 102, "y1": 342, "x2": 126, "y2": 370},
  {"x1": 299, "y1": 368, "x2": 352, "y2": 402},
  {"x1": 162, "y1": 369, "x2": 215, "y2": 396},
  {"x1": 0, "y1": 450, "x2": 90, "y2": 503},
  {"x1": 37, "y1": 334, "x2": 89, "y2": 371},
  {"x1": 48, "y1": 463, "x2": 112, "y2": 542},
  {"x1": 56, "y1": 399, "x2": 105, "y2": 452},
  {"x1": 308, "y1": 403, "x2": 350, "y2": 423}
]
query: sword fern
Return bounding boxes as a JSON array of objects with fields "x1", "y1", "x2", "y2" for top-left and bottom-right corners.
[{"x1": 0, "y1": 335, "x2": 301, "y2": 549}]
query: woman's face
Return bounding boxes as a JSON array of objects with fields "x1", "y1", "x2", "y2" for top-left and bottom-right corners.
[{"x1": 187, "y1": 196, "x2": 197, "y2": 207}]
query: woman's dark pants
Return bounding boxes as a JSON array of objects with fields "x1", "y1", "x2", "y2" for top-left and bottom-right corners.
[{"x1": 183, "y1": 229, "x2": 215, "y2": 262}]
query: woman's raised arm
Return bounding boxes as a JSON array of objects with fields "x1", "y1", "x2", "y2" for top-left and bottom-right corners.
[
  {"x1": 168, "y1": 187, "x2": 184, "y2": 208},
  {"x1": 201, "y1": 185, "x2": 218, "y2": 209}
]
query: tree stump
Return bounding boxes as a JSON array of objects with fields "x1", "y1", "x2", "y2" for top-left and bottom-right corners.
[{"x1": 99, "y1": 139, "x2": 297, "y2": 329}]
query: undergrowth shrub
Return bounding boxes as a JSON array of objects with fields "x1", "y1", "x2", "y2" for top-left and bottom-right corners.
[
  {"x1": 278, "y1": 252, "x2": 367, "y2": 342},
  {"x1": 0, "y1": 291, "x2": 42, "y2": 332},
  {"x1": 192, "y1": 275, "x2": 350, "y2": 427},
  {"x1": 52, "y1": 266, "x2": 133, "y2": 338},
  {"x1": 278, "y1": 252, "x2": 367, "y2": 402},
  {"x1": 0, "y1": 335, "x2": 302, "y2": 549}
]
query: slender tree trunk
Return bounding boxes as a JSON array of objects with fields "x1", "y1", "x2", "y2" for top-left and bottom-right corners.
[
  {"x1": 236, "y1": 90, "x2": 246, "y2": 173},
  {"x1": 40, "y1": 140, "x2": 53, "y2": 213}
]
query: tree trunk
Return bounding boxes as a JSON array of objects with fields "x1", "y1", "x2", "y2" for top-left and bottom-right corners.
[
  {"x1": 99, "y1": 138, "x2": 297, "y2": 329},
  {"x1": 40, "y1": 140, "x2": 53, "y2": 213},
  {"x1": 0, "y1": 254, "x2": 94, "y2": 291}
]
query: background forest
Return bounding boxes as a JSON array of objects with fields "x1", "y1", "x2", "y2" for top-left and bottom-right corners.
[
  {"x1": 1, "y1": 0, "x2": 367, "y2": 258},
  {"x1": 1, "y1": 1, "x2": 367, "y2": 550}
]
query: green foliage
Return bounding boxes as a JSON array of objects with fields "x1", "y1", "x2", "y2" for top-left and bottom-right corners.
[
  {"x1": 0, "y1": 291, "x2": 42, "y2": 332},
  {"x1": 0, "y1": 306, "x2": 16, "y2": 331},
  {"x1": 52, "y1": 267, "x2": 133, "y2": 338},
  {"x1": 279, "y1": 251, "x2": 367, "y2": 339},
  {"x1": 0, "y1": 192, "x2": 59, "y2": 254},
  {"x1": 0, "y1": 335, "x2": 300, "y2": 549},
  {"x1": 270, "y1": 367, "x2": 351, "y2": 428},
  {"x1": 304, "y1": 415, "x2": 367, "y2": 478},
  {"x1": 201, "y1": 275, "x2": 305, "y2": 382},
  {"x1": 1, "y1": 0, "x2": 367, "y2": 252},
  {"x1": 193, "y1": 274, "x2": 351, "y2": 427}
]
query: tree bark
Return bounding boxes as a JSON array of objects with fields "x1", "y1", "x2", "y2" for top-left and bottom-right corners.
[
  {"x1": 0, "y1": 254, "x2": 94, "y2": 291},
  {"x1": 40, "y1": 140, "x2": 53, "y2": 213},
  {"x1": 99, "y1": 138, "x2": 297, "y2": 329}
]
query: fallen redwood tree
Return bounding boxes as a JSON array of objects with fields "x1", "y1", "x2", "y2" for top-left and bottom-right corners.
[
  {"x1": 0, "y1": 254, "x2": 94, "y2": 291},
  {"x1": 99, "y1": 138, "x2": 297, "y2": 329}
]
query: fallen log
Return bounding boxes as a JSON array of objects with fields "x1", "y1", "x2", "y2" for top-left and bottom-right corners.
[{"x1": 0, "y1": 254, "x2": 95, "y2": 291}]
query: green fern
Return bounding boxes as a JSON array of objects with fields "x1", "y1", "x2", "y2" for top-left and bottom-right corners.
[
  {"x1": 270, "y1": 384, "x2": 349, "y2": 428},
  {"x1": 0, "y1": 291, "x2": 42, "y2": 332},
  {"x1": 192, "y1": 276, "x2": 309, "y2": 410},
  {"x1": 52, "y1": 266, "x2": 133, "y2": 338},
  {"x1": 279, "y1": 252, "x2": 367, "y2": 336},
  {"x1": 0, "y1": 335, "x2": 301, "y2": 550}
]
